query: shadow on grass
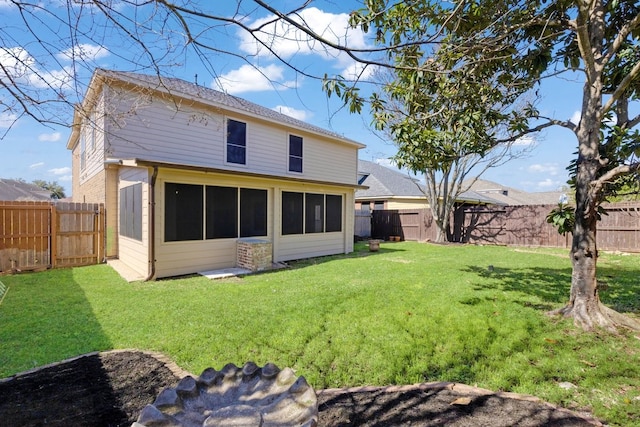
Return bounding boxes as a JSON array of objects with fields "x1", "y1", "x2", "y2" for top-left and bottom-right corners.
[
  {"x1": 463, "y1": 265, "x2": 571, "y2": 307},
  {"x1": 286, "y1": 242, "x2": 406, "y2": 270},
  {"x1": 0, "y1": 267, "x2": 112, "y2": 378},
  {"x1": 463, "y1": 263, "x2": 640, "y2": 315}
]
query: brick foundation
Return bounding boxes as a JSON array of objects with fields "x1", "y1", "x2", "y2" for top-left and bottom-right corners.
[{"x1": 237, "y1": 238, "x2": 272, "y2": 272}]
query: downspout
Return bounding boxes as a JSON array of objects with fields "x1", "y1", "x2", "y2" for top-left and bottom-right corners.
[{"x1": 145, "y1": 166, "x2": 158, "y2": 281}]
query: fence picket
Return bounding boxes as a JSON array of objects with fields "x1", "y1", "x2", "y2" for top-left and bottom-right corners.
[
  {"x1": 371, "y1": 202, "x2": 640, "y2": 252},
  {"x1": 0, "y1": 201, "x2": 105, "y2": 273}
]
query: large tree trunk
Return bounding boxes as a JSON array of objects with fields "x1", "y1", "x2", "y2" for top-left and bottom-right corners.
[{"x1": 549, "y1": 30, "x2": 640, "y2": 330}]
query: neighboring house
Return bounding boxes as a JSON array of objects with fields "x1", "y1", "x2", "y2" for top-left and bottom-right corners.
[
  {"x1": 356, "y1": 161, "x2": 565, "y2": 208},
  {"x1": 463, "y1": 178, "x2": 566, "y2": 206},
  {"x1": 0, "y1": 179, "x2": 52, "y2": 201},
  {"x1": 67, "y1": 69, "x2": 365, "y2": 280},
  {"x1": 356, "y1": 160, "x2": 427, "y2": 211}
]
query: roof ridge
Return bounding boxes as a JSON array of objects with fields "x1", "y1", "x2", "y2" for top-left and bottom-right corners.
[{"x1": 96, "y1": 69, "x2": 363, "y2": 147}]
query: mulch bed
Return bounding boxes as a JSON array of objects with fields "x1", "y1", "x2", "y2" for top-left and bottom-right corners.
[{"x1": 0, "y1": 350, "x2": 602, "y2": 426}]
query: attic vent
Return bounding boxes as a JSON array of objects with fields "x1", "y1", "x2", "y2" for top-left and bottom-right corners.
[{"x1": 502, "y1": 190, "x2": 508, "y2": 196}]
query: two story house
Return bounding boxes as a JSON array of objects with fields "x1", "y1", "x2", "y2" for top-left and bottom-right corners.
[{"x1": 67, "y1": 69, "x2": 365, "y2": 279}]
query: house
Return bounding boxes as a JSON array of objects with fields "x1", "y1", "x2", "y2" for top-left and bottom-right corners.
[
  {"x1": 356, "y1": 160, "x2": 565, "y2": 208},
  {"x1": 67, "y1": 69, "x2": 365, "y2": 280},
  {"x1": 355, "y1": 161, "x2": 566, "y2": 239},
  {"x1": 356, "y1": 160, "x2": 427, "y2": 211},
  {"x1": 462, "y1": 178, "x2": 566, "y2": 206},
  {"x1": 0, "y1": 179, "x2": 52, "y2": 201}
]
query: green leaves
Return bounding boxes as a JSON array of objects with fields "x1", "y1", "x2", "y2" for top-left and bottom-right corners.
[{"x1": 546, "y1": 204, "x2": 575, "y2": 236}]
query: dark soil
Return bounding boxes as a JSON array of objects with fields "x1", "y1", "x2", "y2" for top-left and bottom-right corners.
[{"x1": 0, "y1": 351, "x2": 602, "y2": 426}]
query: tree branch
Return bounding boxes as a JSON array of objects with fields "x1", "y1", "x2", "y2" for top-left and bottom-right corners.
[{"x1": 602, "y1": 59, "x2": 640, "y2": 115}]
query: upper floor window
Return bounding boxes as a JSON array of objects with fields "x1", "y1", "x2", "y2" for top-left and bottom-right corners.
[
  {"x1": 226, "y1": 118, "x2": 246, "y2": 165},
  {"x1": 288, "y1": 135, "x2": 303, "y2": 173}
]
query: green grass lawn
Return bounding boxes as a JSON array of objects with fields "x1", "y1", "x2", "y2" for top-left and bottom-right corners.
[{"x1": 1, "y1": 242, "x2": 639, "y2": 425}]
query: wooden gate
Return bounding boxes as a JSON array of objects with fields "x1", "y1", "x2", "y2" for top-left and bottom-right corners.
[{"x1": 0, "y1": 201, "x2": 105, "y2": 272}]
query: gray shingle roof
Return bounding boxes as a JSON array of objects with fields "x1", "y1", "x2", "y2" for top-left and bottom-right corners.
[
  {"x1": 465, "y1": 178, "x2": 565, "y2": 206},
  {"x1": 356, "y1": 163, "x2": 564, "y2": 206},
  {"x1": 356, "y1": 160, "x2": 424, "y2": 199},
  {"x1": 94, "y1": 69, "x2": 364, "y2": 148},
  {"x1": 0, "y1": 179, "x2": 52, "y2": 201}
]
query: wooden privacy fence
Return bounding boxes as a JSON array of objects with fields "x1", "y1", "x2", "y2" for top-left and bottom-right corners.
[
  {"x1": 0, "y1": 201, "x2": 105, "y2": 273},
  {"x1": 371, "y1": 202, "x2": 640, "y2": 252}
]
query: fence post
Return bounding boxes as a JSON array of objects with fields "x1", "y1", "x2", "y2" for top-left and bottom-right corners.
[{"x1": 50, "y1": 203, "x2": 57, "y2": 269}]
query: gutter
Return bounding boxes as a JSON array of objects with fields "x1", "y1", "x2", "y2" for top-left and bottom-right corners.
[{"x1": 145, "y1": 166, "x2": 158, "y2": 281}]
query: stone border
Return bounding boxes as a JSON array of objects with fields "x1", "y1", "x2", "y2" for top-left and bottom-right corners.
[
  {"x1": 318, "y1": 381, "x2": 603, "y2": 426},
  {"x1": 1, "y1": 350, "x2": 603, "y2": 426}
]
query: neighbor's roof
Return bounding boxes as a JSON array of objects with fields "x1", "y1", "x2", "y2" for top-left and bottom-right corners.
[
  {"x1": 0, "y1": 179, "x2": 51, "y2": 201},
  {"x1": 356, "y1": 160, "x2": 424, "y2": 199},
  {"x1": 464, "y1": 178, "x2": 565, "y2": 206},
  {"x1": 356, "y1": 162, "x2": 564, "y2": 206},
  {"x1": 69, "y1": 68, "x2": 365, "y2": 150}
]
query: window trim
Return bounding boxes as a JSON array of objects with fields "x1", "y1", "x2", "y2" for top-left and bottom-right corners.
[
  {"x1": 225, "y1": 117, "x2": 247, "y2": 166},
  {"x1": 288, "y1": 134, "x2": 303, "y2": 174},
  {"x1": 164, "y1": 182, "x2": 269, "y2": 243},
  {"x1": 119, "y1": 183, "x2": 143, "y2": 241},
  {"x1": 281, "y1": 191, "x2": 343, "y2": 236}
]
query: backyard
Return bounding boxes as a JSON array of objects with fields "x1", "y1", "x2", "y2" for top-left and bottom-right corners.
[{"x1": 0, "y1": 242, "x2": 639, "y2": 425}]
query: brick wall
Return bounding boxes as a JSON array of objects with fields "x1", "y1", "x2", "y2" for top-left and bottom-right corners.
[
  {"x1": 237, "y1": 239, "x2": 272, "y2": 271},
  {"x1": 73, "y1": 168, "x2": 106, "y2": 204}
]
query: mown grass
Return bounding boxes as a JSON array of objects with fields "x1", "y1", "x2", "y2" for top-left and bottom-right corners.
[{"x1": 1, "y1": 242, "x2": 639, "y2": 425}]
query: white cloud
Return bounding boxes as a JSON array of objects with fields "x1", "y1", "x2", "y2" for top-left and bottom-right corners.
[
  {"x1": 535, "y1": 178, "x2": 562, "y2": 190},
  {"x1": 56, "y1": 43, "x2": 109, "y2": 62},
  {"x1": 238, "y1": 7, "x2": 371, "y2": 81},
  {"x1": 514, "y1": 135, "x2": 536, "y2": 146},
  {"x1": 0, "y1": 111, "x2": 17, "y2": 128},
  {"x1": 240, "y1": 7, "x2": 368, "y2": 59},
  {"x1": 49, "y1": 167, "x2": 71, "y2": 175},
  {"x1": 0, "y1": 46, "x2": 74, "y2": 90},
  {"x1": 527, "y1": 163, "x2": 559, "y2": 175},
  {"x1": 59, "y1": 175, "x2": 72, "y2": 182},
  {"x1": 0, "y1": 0, "x2": 12, "y2": 8},
  {"x1": 30, "y1": 162, "x2": 45, "y2": 169},
  {"x1": 214, "y1": 64, "x2": 298, "y2": 94},
  {"x1": 340, "y1": 62, "x2": 376, "y2": 81},
  {"x1": 38, "y1": 132, "x2": 62, "y2": 142},
  {"x1": 570, "y1": 110, "x2": 581, "y2": 125},
  {"x1": 273, "y1": 105, "x2": 309, "y2": 121}
]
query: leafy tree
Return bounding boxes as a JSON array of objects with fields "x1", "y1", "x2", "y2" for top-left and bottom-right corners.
[
  {"x1": 370, "y1": 58, "x2": 533, "y2": 242},
  {"x1": 343, "y1": 0, "x2": 640, "y2": 331},
  {"x1": 32, "y1": 180, "x2": 66, "y2": 200}
]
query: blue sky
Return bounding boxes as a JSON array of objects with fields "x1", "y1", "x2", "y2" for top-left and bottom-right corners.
[{"x1": 0, "y1": 1, "x2": 588, "y2": 196}]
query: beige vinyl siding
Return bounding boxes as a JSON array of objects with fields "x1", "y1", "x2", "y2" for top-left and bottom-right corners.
[
  {"x1": 155, "y1": 240, "x2": 238, "y2": 278},
  {"x1": 277, "y1": 233, "x2": 345, "y2": 262},
  {"x1": 104, "y1": 84, "x2": 358, "y2": 186},
  {"x1": 302, "y1": 137, "x2": 358, "y2": 185},
  {"x1": 117, "y1": 167, "x2": 149, "y2": 278},
  {"x1": 105, "y1": 89, "x2": 225, "y2": 166},
  {"x1": 80, "y1": 94, "x2": 106, "y2": 184},
  {"x1": 386, "y1": 199, "x2": 429, "y2": 210}
]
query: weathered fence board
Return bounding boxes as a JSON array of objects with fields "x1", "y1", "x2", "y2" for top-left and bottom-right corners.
[
  {"x1": 371, "y1": 202, "x2": 640, "y2": 252},
  {"x1": 0, "y1": 201, "x2": 105, "y2": 273}
]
